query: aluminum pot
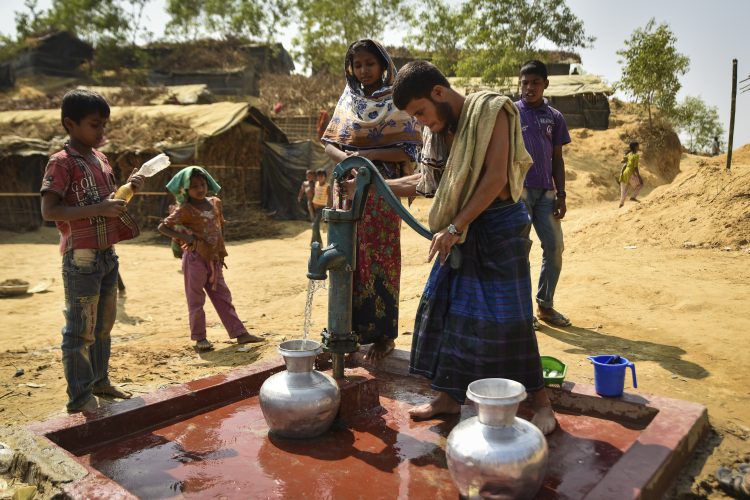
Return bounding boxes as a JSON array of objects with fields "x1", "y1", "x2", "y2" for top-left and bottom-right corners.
[
  {"x1": 446, "y1": 378, "x2": 548, "y2": 499},
  {"x1": 259, "y1": 339, "x2": 340, "y2": 438}
]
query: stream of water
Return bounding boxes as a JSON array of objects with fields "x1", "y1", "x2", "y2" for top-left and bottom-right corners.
[{"x1": 303, "y1": 278, "x2": 327, "y2": 341}]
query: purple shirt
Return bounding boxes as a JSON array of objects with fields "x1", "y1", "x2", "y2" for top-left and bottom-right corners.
[{"x1": 516, "y1": 99, "x2": 571, "y2": 190}]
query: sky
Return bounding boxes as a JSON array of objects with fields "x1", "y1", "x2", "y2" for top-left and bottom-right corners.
[{"x1": 1, "y1": 0, "x2": 748, "y2": 148}]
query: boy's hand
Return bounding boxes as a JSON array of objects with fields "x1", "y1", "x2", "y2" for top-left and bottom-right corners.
[
  {"x1": 127, "y1": 169, "x2": 145, "y2": 192},
  {"x1": 98, "y1": 198, "x2": 127, "y2": 218},
  {"x1": 554, "y1": 197, "x2": 567, "y2": 219}
]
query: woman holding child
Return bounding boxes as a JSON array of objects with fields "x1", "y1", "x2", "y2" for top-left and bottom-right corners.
[{"x1": 322, "y1": 39, "x2": 421, "y2": 360}]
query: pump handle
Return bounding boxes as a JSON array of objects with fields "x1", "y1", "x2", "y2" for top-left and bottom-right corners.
[{"x1": 333, "y1": 157, "x2": 433, "y2": 241}]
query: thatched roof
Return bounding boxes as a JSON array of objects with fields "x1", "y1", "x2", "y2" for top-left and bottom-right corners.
[
  {"x1": 448, "y1": 74, "x2": 613, "y2": 97},
  {"x1": 0, "y1": 100, "x2": 285, "y2": 155}
]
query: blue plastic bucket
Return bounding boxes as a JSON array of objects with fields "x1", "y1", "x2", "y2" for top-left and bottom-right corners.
[{"x1": 587, "y1": 355, "x2": 637, "y2": 397}]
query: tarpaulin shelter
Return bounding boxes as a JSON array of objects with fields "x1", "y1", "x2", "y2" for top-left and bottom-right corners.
[
  {"x1": 0, "y1": 63, "x2": 15, "y2": 90},
  {"x1": 261, "y1": 140, "x2": 334, "y2": 220},
  {"x1": 0, "y1": 101, "x2": 287, "y2": 232},
  {"x1": 12, "y1": 31, "x2": 93, "y2": 78},
  {"x1": 149, "y1": 67, "x2": 259, "y2": 97},
  {"x1": 147, "y1": 41, "x2": 295, "y2": 97},
  {"x1": 0, "y1": 136, "x2": 49, "y2": 230},
  {"x1": 449, "y1": 74, "x2": 613, "y2": 130}
]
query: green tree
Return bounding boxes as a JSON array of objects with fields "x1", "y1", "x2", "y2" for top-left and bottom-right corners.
[
  {"x1": 15, "y1": 0, "x2": 128, "y2": 44},
  {"x1": 11, "y1": 0, "x2": 155, "y2": 76},
  {"x1": 165, "y1": 0, "x2": 290, "y2": 41},
  {"x1": 672, "y1": 96, "x2": 724, "y2": 153},
  {"x1": 617, "y1": 19, "x2": 690, "y2": 127},
  {"x1": 408, "y1": 0, "x2": 594, "y2": 84},
  {"x1": 405, "y1": 0, "x2": 466, "y2": 76},
  {"x1": 293, "y1": 0, "x2": 412, "y2": 73}
]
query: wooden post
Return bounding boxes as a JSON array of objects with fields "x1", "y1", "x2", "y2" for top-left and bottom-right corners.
[{"x1": 727, "y1": 59, "x2": 737, "y2": 170}]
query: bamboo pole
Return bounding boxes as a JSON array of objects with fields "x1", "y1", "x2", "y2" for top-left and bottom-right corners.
[{"x1": 726, "y1": 59, "x2": 737, "y2": 171}]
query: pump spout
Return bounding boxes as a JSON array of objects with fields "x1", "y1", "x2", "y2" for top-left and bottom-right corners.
[{"x1": 307, "y1": 242, "x2": 347, "y2": 280}]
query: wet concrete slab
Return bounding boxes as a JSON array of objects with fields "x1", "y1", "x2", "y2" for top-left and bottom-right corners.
[{"x1": 28, "y1": 350, "x2": 708, "y2": 499}]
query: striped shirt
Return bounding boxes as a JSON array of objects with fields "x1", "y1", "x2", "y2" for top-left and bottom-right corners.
[{"x1": 40, "y1": 144, "x2": 139, "y2": 254}]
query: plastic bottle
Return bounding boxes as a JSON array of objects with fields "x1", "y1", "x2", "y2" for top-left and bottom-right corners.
[
  {"x1": 113, "y1": 154, "x2": 171, "y2": 203},
  {"x1": 114, "y1": 183, "x2": 134, "y2": 202},
  {"x1": 138, "y1": 153, "x2": 171, "y2": 178}
]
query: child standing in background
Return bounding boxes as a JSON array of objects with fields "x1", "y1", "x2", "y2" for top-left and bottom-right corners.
[
  {"x1": 310, "y1": 168, "x2": 331, "y2": 246},
  {"x1": 297, "y1": 169, "x2": 316, "y2": 221},
  {"x1": 618, "y1": 142, "x2": 643, "y2": 208},
  {"x1": 158, "y1": 166, "x2": 264, "y2": 351}
]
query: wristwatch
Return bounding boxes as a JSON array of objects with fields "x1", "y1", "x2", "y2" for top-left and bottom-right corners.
[
  {"x1": 447, "y1": 223, "x2": 463, "y2": 236},
  {"x1": 556, "y1": 191, "x2": 567, "y2": 199}
]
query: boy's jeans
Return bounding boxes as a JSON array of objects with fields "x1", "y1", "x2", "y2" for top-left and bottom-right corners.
[
  {"x1": 61, "y1": 248, "x2": 118, "y2": 411},
  {"x1": 520, "y1": 188, "x2": 564, "y2": 310}
]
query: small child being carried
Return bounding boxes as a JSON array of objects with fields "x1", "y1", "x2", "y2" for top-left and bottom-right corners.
[{"x1": 158, "y1": 166, "x2": 263, "y2": 351}]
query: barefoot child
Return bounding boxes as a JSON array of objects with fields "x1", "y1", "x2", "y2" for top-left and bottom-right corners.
[
  {"x1": 297, "y1": 169, "x2": 316, "y2": 221},
  {"x1": 40, "y1": 89, "x2": 141, "y2": 412},
  {"x1": 310, "y1": 168, "x2": 332, "y2": 246},
  {"x1": 158, "y1": 167, "x2": 263, "y2": 351}
]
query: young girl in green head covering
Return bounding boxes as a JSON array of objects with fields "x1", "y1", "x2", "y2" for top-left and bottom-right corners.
[{"x1": 158, "y1": 167, "x2": 264, "y2": 351}]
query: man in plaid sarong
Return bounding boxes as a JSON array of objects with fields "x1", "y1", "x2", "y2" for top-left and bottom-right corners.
[{"x1": 383, "y1": 61, "x2": 557, "y2": 435}]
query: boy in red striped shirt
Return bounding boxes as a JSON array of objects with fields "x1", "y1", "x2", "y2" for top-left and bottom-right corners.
[{"x1": 41, "y1": 89, "x2": 143, "y2": 413}]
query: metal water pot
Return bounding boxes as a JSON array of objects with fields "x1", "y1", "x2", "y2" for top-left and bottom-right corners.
[
  {"x1": 446, "y1": 378, "x2": 549, "y2": 499},
  {"x1": 259, "y1": 340, "x2": 340, "y2": 438}
]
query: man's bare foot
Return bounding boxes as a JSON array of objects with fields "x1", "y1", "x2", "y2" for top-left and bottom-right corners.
[
  {"x1": 530, "y1": 388, "x2": 557, "y2": 435},
  {"x1": 531, "y1": 405, "x2": 557, "y2": 435},
  {"x1": 409, "y1": 391, "x2": 461, "y2": 420},
  {"x1": 364, "y1": 338, "x2": 395, "y2": 362},
  {"x1": 236, "y1": 333, "x2": 265, "y2": 344}
]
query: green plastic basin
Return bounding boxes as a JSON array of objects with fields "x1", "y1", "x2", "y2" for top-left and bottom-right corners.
[{"x1": 541, "y1": 355, "x2": 567, "y2": 386}]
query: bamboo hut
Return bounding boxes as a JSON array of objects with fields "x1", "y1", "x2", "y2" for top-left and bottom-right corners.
[
  {"x1": 0, "y1": 101, "x2": 286, "y2": 233},
  {"x1": 449, "y1": 74, "x2": 613, "y2": 130}
]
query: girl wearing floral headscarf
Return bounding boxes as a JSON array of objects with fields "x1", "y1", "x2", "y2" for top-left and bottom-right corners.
[{"x1": 322, "y1": 39, "x2": 422, "y2": 361}]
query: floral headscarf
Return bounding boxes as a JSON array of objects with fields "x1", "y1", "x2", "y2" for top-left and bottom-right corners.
[{"x1": 321, "y1": 39, "x2": 421, "y2": 152}]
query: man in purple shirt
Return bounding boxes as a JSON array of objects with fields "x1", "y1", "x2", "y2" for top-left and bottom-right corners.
[{"x1": 516, "y1": 60, "x2": 572, "y2": 328}]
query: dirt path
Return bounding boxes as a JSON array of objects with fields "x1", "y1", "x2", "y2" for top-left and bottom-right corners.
[{"x1": 1, "y1": 191, "x2": 748, "y2": 497}]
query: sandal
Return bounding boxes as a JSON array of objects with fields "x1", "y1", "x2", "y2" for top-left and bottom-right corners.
[
  {"x1": 538, "y1": 308, "x2": 572, "y2": 328},
  {"x1": 717, "y1": 464, "x2": 750, "y2": 498},
  {"x1": 195, "y1": 339, "x2": 214, "y2": 352}
]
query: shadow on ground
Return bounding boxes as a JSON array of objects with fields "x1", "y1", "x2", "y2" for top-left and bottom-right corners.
[{"x1": 539, "y1": 324, "x2": 709, "y2": 380}]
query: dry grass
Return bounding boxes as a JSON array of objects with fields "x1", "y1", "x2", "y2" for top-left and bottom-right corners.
[{"x1": 258, "y1": 73, "x2": 342, "y2": 116}]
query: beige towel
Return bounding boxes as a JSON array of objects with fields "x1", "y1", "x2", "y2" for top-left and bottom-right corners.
[{"x1": 428, "y1": 91, "x2": 532, "y2": 243}]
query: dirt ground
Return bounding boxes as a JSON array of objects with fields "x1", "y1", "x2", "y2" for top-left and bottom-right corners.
[{"x1": 1, "y1": 149, "x2": 749, "y2": 497}]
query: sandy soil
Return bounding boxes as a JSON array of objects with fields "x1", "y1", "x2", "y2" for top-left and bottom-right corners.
[{"x1": 1, "y1": 149, "x2": 749, "y2": 497}]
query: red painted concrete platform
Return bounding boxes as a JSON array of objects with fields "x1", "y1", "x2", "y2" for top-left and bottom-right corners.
[{"x1": 28, "y1": 350, "x2": 708, "y2": 499}]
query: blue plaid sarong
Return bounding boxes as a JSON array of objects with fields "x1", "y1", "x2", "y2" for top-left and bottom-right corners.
[{"x1": 410, "y1": 200, "x2": 544, "y2": 403}]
